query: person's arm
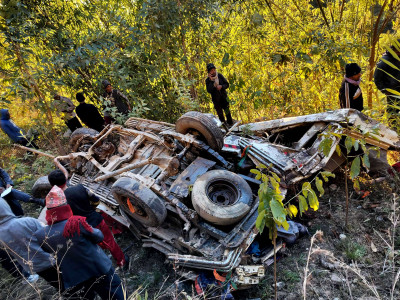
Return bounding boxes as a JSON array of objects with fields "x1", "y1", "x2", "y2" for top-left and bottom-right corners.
[
  {"x1": 219, "y1": 74, "x2": 229, "y2": 90},
  {"x1": 117, "y1": 90, "x2": 131, "y2": 110},
  {"x1": 0, "y1": 168, "x2": 13, "y2": 187},
  {"x1": 82, "y1": 226, "x2": 104, "y2": 244},
  {"x1": 60, "y1": 96, "x2": 76, "y2": 113},
  {"x1": 205, "y1": 78, "x2": 215, "y2": 94}
]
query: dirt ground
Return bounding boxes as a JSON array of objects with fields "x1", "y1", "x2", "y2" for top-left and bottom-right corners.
[{"x1": 1, "y1": 152, "x2": 399, "y2": 300}]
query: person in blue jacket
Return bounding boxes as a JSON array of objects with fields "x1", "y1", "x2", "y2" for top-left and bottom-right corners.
[
  {"x1": 0, "y1": 109, "x2": 38, "y2": 149},
  {"x1": 0, "y1": 167, "x2": 44, "y2": 216}
]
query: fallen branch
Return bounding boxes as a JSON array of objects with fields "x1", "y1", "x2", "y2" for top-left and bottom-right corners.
[{"x1": 14, "y1": 144, "x2": 55, "y2": 159}]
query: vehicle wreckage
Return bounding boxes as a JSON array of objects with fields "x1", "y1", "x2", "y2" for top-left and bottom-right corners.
[{"x1": 30, "y1": 108, "x2": 400, "y2": 288}]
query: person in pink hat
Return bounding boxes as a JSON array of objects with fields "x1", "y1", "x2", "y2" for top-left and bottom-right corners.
[{"x1": 35, "y1": 186, "x2": 125, "y2": 300}]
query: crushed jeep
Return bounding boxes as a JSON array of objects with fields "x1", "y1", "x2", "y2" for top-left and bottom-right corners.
[{"x1": 32, "y1": 108, "x2": 400, "y2": 288}]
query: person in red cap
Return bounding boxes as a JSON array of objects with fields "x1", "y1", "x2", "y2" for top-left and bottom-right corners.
[
  {"x1": 35, "y1": 186, "x2": 125, "y2": 300},
  {"x1": 47, "y1": 169, "x2": 128, "y2": 269}
]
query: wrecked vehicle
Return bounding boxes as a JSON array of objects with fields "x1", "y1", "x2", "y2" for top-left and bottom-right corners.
[{"x1": 31, "y1": 108, "x2": 400, "y2": 288}]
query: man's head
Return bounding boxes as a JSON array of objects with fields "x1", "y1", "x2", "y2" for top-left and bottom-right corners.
[
  {"x1": 345, "y1": 63, "x2": 362, "y2": 81},
  {"x1": 207, "y1": 63, "x2": 216, "y2": 77},
  {"x1": 0, "y1": 109, "x2": 10, "y2": 120},
  {"x1": 102, "y1": 80, "x2": 112, "y2": 93},
  {"x1": 48, "y1": 169, "x2": 67, "y2": 188},
  {"x1": 53, "y1": 94, "x2": 60, "y2": 100},
  {"x1": 76, "y1": 92, "x2": 85, "y2": 103}
]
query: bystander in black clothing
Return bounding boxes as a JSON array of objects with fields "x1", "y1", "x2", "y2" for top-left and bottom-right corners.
[
  {"x1": 75, "y1": 93, "x2": 105, "y2": 132},
  {"x1": 102, "y1": 80, "x2": 130, "y2": 124},
  {"x1": 205, "y1": 63, "x2": 233, "y2": 125},
  {"x1": 339, "y1": 63, "x2": 363, "y2": 112},
  {"x1": 374, "y1": 42, "x2": 400, "y2": 116}
]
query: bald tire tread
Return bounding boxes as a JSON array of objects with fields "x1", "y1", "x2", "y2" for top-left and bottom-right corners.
[
  {"x1": 69, "y1": 128, "x2": 99, "y2": 150},
  {"x1": 31, "y1": 176, "x2": 52, "y2": 198},
  {"x1": 191, "y1": 170, "x2": 253, "y2": 226},
  {"x1": 111, "y1": 177, "x2": 167, "y2": 227},
  {"x1": 175, "y1": 111, "x2": 224, "y2": 151}
]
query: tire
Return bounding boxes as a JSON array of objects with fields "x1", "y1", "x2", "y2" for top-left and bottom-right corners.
[
  {"x1": 191, "y1": 170, "x2": 253, "y2": 226},
  {"x1": 69, "y1": 128, "x2": 99, "y2": 151},
  {"x1": 111, "y1": 177, "x2": 167, "y2": 227},
  {"x1": 175, "y1": 111, "x2": 224, "y2": 151},
  {"x1": 31, "y1": 176, "x2": 52, "y2": 198}
]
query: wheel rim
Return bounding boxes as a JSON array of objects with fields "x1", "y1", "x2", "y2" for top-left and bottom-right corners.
[{"x1": 206, "y1": 179, "x2": 240, "y2": 206}]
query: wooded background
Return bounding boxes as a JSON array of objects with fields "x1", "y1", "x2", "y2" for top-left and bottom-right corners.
[{"x1": 0, "y1": 0, "x2": 399, "y2": 143}]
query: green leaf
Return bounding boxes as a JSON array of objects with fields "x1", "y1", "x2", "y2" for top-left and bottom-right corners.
[
  {"x1": 270, "y1": 176, "x2": 280, "y2": 193},
  {"x1": 353, "y1": 178, "x2": 360, "y2": 191},
  {"x1": 308, "y1": 189, "x2": 319, "y2": 211},
  {"x1": 270, "y1": 199, "x2": 287, "y2": 225},
  {"x1": 381, "y1": 58, "x2": 400, "y2": 71},
  {"x1": 336, "y1": 144, "x2": 342, "y2": 157},
  {"x1": 258, "y1": 199, "x2": 265, "y2": 213},
  {"x1": 362, "y1": 154, "x2": 370, "y2": 169},
  {"x1": 315, "y1": 176, "x2": 324, "y2": 196},
  {"x1": 298, "y1": 195, "x2": 308, "y2": 215},
  {"x1": 256, "y1": 210, "x2": 266, "y2": 233},
  {"x1": 387, "y1": 45, "x2": 400, "y2": 61},
  {"x1": 386, "y1": 88, "x2": 400, "y2": 96},
  {"x1": 350, "y1": 156, "x2": 361, "y2": 179},
  {"x1": 319, "y1": 138, "x2": 333, "y2": 156},
  {"x1": 250, "y1": 169, "x2": 262, "y2": 180},
  {"x1": 345, "y1": 136, "x2": 353, "y2": 152},
  {"x1": 288, "y1": 204, "x2": 298, "y2": 218},
  {"x1": 271, "y1": 172, "x2": 281, "y2": 183},
  {"x1": 320, "y1": 171, "x2": 335, "y2": 182},
  {"x1": 302, "y1": 182, "x2": 311, "y2": 197},
  {"x1": 353, "y1": 140, "x2": 359, "y2": 151},
  {"x1": 256, "y1": 164, "x2": 267, "y2": 169}
]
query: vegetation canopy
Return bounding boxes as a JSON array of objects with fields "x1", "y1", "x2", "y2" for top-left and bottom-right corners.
[{"x1": 0, "y1": 0, "x2": 398, "y2": 138}]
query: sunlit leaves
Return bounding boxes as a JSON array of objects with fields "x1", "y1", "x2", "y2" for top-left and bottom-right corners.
[{"x1": 255, "y1": 164, "x2": 328, "y2": 239}]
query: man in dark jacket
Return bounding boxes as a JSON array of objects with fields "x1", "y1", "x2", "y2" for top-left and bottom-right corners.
[
  {"x1": 75, "y1": 92, "x2": 105, "y2": 132},
  {"x1": 0, "y1": 109, "x2": 38, "y2": 148},
  {"x1": 339, "y1": 63, "x2": 363, "y2": 111},
  {"x1": 205, "y1": 63, "x2": 233, "y2": 125},
  {"x1": 48, "y1": 170, "x2": 127, "y2": 268},
  {"x1": 0, "y1": 198, "x2": 59, "y2": 288},
  {"x1": 0, "y1": 167, "x2": 44, "y2": 216},
  {"x1": 102, "y1": 80, "x2": 130, "y2": 124},
  {"x1": 35, "y1": 186, "x2": 124, "y2": 300},
  {"x1": 374, "y1": 40, "x2": 400, "y2": 116}
]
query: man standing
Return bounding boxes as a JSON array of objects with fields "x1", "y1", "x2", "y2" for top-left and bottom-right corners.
[
  {"x1": 374, "y1": 40, "x2": 400, "y2": 117},
  {"x1": 53, "y1": 94, "x2": 82, "y2": 132},
  {"x1": 101, "y1": 80, "x2": 130, "y2": 124},
  {"x1": 0, "y1": 167, "x2": 44, "y2": 216},
  {"x1": 339, "y1": 63, "x2": 363, "y2": 112},
  {"x1": 205, "y1": 63, "x2": 233, "y2": 125},
  {"x1": 75, "y1": 92, "x2": 105, "y2": 132},
  {"x1": 0, "y1": 109, "x2": 38, "y2": 148}
]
